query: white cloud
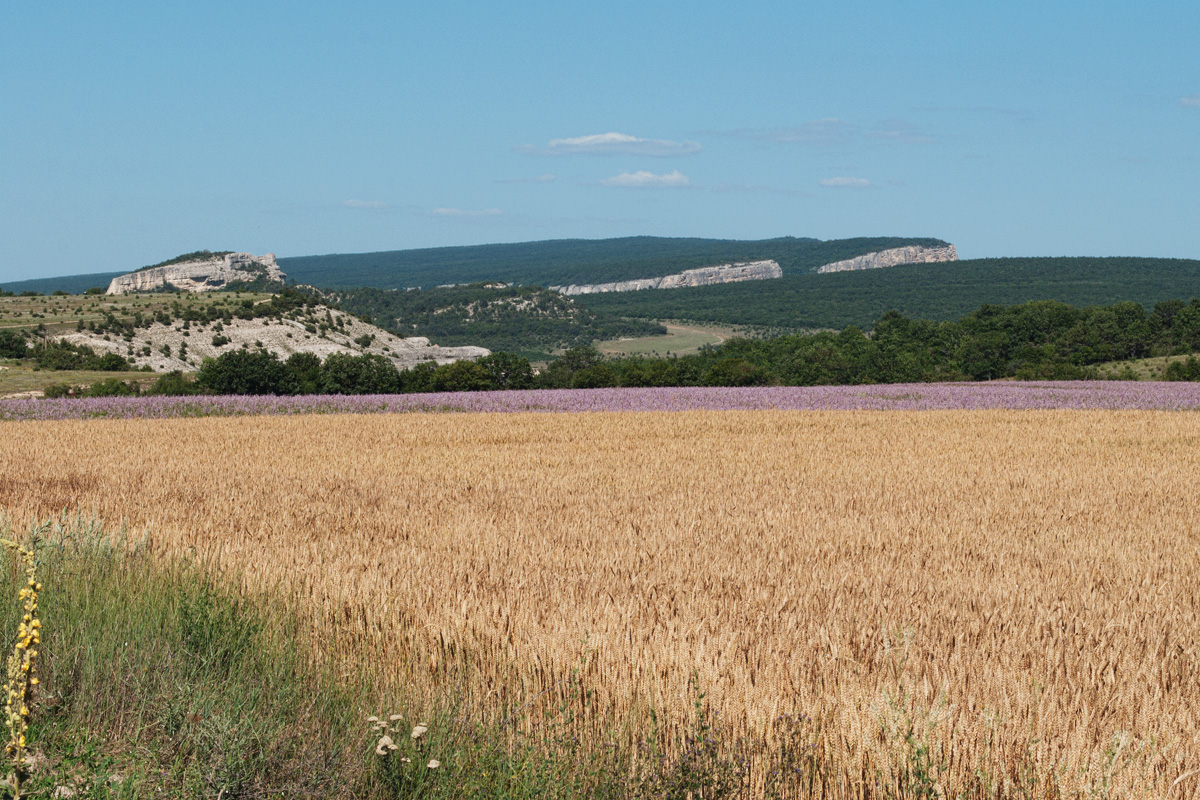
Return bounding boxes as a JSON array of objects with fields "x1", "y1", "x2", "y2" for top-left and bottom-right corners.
[
  {"x1": 342, "y1": 199, "x2": 389, "y2": 209},
  {"x1": 495, "y1": 173, "x2": 557, "y2": 184},
  {"x1": 1182, "y1": 95, "x2": 1200, "y2": 107},
  {"x1": 819, "y1": 177, "x2": 872, "y2": 189},
  {"x1": 519, "y1": 132, "x2": 701, "y2": 157},
  {"x1": 600, "y1": 170, "x2": 691, "y2": 188},
  {"x1": 431, "y1": 207, "x2": 502, "y2": 216}
]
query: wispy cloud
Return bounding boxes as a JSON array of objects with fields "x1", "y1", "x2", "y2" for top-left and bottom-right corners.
[
  {"x1": 1182, "y1": 95, "x2": 1200, "y2": 107},
  {"x1": 495, "y1": 173, "x2": 557, "y2": 184},
  {"x1": 911, "y1": 104, "x2": 1026, "y2": 116},
  {"x1": 819, "y1": 176, "x2": 872, "y2": 189},
  {"x1": 712, "y1": 182, "x2": 807, "y2": 197},
  {"x1": 712, "y1": 118, "x2": 855, "y2": 147},
  {"x1": 599, "y1": 170, "x2": 691, "y2": 188},
  {"x1": 342, "y1": 199, "x2": 390, "y2": 209},
  {"x1": 431, "y1": 207, "x2": 502, "y2": 217},
  {"x1": 864, "y1": 118, "x2": 934, "y2": 144},
  {"x1": 517, "y1": 132, "x2": 701, "y2": 157},
  {"x1": 712, "y1": 117, "x2": 933, "y2": 147}
]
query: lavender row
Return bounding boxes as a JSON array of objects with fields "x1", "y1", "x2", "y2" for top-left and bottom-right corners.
[{"x1": 3, "y1": 382, "x2": 1199, "y2": 422}]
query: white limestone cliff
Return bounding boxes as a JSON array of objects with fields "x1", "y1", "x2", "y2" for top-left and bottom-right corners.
[
  {"x1": 551, "y1": 260, "x2": 782, "y2": 296},
  {"x1": 815, "y1": 245, "x2": 957, "y2": 274},
  {"x1": 107, "y1": 253, "x2": 287, "y2": 295}
]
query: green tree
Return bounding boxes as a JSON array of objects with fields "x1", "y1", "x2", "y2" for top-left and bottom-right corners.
[
  {"x1": 285, "y1": 352, "x2": 324, "y2": 395},
  {"x1": 431, "y1": 360, "x2": 493, "y2": 392},
  {"x1": 196, "y1": 350, "x2": 298, "y2": 395},
  {"x1": 320, "y1": 353, "x2": 401, "y2": 394},
  {"x1": 476, "y1": 352, "x2": 534, "y2": 390},
  {"x1": 701, "y1": 358, "x2": 772, "y2": 387}
]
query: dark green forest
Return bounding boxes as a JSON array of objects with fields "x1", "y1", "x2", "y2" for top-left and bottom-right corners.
[
  {"x1": 578, "y1": 257, "x2": 1200, "y2": 330},
  {"x1": 277, "y1": 236, "x2": 947, "y2": 289},
  {"x1": 1, "y1": 272, "x2": 124, "y2": 296},
  {"x1": 326, "y1": 284, "x2": 665, "y2": 358}
]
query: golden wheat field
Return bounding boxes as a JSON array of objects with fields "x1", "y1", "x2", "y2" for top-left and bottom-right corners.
[{"x1": 2, "y1": 409, "x2": 1199, "y2": 796}]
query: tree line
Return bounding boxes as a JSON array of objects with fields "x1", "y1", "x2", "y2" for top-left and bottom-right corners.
[{"x1": 45, "y1": 296, "x2": 1196, "y2": 398}]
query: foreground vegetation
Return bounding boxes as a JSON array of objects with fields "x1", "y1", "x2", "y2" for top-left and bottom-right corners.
[
  {"x1": 4, "y1": 411, "x2": 1199, "y2": 797},
  {"x1": 0, "y1": 515, "x2": 768, "y2": 799}
]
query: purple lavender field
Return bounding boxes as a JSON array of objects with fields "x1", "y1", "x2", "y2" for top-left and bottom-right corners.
[{"x1": 2, "y1": 382, "x2": 1198, "y2": 422}]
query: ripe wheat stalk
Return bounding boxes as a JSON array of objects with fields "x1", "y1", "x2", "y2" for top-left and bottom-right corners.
[{"x1": 2, "y1": 409, "x2": 1197, "y2": 796}]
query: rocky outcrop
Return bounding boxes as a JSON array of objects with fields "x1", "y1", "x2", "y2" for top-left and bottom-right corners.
[
  {"x1": 59, "y1": 306, "x2": 488, "y2": 373},
  {"x1": 815, "y1": 245, "x2": 957, "y2": 274},
  {"x1": 551, "y1": 260, "x2": 782, "y2": 296},
  {"x1": 106, "y1": 253, "x2": 287, "y2": 295}
]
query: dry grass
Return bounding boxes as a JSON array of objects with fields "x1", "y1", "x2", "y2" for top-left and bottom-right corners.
[{"x1": 2, "y1": 410, "x2": 1198, "y2": 796}]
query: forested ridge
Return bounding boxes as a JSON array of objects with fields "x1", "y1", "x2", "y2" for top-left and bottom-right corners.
[
  {"x1": 277, "y1": 235, "x2": 947, "y2": 289},
  {"x1": 578, "y1": 256, "x2": 1200, "y2": 330}
]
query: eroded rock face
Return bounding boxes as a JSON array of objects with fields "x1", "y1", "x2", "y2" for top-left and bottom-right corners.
[
  {"x1": 59, "y1": 307, "x2": 488, "y2": 373},
  {"x1": 815, "y1": 245, "x2": 957, "y2": 274},
  {"x1": 551, "y1": 260, "x2": 782, "y2": 296},
  {"x1": 106, "y1": 253, "x2": 287, "y2": 295}
]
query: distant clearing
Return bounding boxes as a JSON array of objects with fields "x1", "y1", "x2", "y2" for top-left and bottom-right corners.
[
  {"x1": 0, "y1": 364, "x2": 155, "y2": 397},
  {"x1": 595, "y1": 321, "x2": 738, "y2": 356}
]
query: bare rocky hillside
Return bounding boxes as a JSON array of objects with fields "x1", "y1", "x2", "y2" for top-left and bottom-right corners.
[{"x1": 58, "y1": 303, "x2": 488, "y2": 372}]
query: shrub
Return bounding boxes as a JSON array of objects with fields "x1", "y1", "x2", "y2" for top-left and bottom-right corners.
[
  {"x1": 1165, "y1": 355, "x2": 1200, "y2": 381},
  {"x1": 0, "y1": 330, "x2": 28, "y2": 359},
  {"x1": 82, "y1": 378, "x2": 139, "y2": 397},
  {"x1": 41, "y1": 383, "x2": 78, "y2": 398},
  {"x1": 145, "y1": 371, "x2": 200, "y2": 396}
]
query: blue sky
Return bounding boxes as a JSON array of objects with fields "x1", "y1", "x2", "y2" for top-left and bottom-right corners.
[{"x1": 1, "y1": 0, "x2": 1197, "y2": 283}]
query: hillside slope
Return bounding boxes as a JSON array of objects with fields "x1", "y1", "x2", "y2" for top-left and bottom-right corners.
[
  {"x1": 0, "y1": 290, "x2": 487, "y2": 374},
  {"x1": 278, "y1": 236, "x2": 948, "y2": 288},
  {"x1": 578, "y1": 256, "x2": 1200, "y2": 330},
  {"x1": 329, "y1": 284, "x2": 665, "y2": 357}
]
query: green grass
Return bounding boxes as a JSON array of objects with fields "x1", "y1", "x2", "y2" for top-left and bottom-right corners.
[
  {"x1": 0, "y1": 364, "x2": 157, "y2": 398},
  {"x1": 1089, "y1": 352, "x2": 1200, "y2": 380},
  {"x1": 1, "y1": 516, "x2": 368, "y2": 798},
  {"x1": 0, "y1": 516, "x2": 757, "y2": 799},
  {"x1": 595, "y1": 322, "x2": 739, "y2": 357},
  {"x1": 0, "y1": 292, "x2": 276, "y2": 338}
]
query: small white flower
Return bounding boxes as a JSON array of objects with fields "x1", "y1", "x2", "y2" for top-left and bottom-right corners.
[
  {"x1": 411, "y1": 724, "x2": 428, "y2": 740},
  {"x1": 374, "y1": 735, "x2": 398, "y2": 756},
  {"x1": 427, "y1": 759, "x2": 440, "y2": 769}
]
